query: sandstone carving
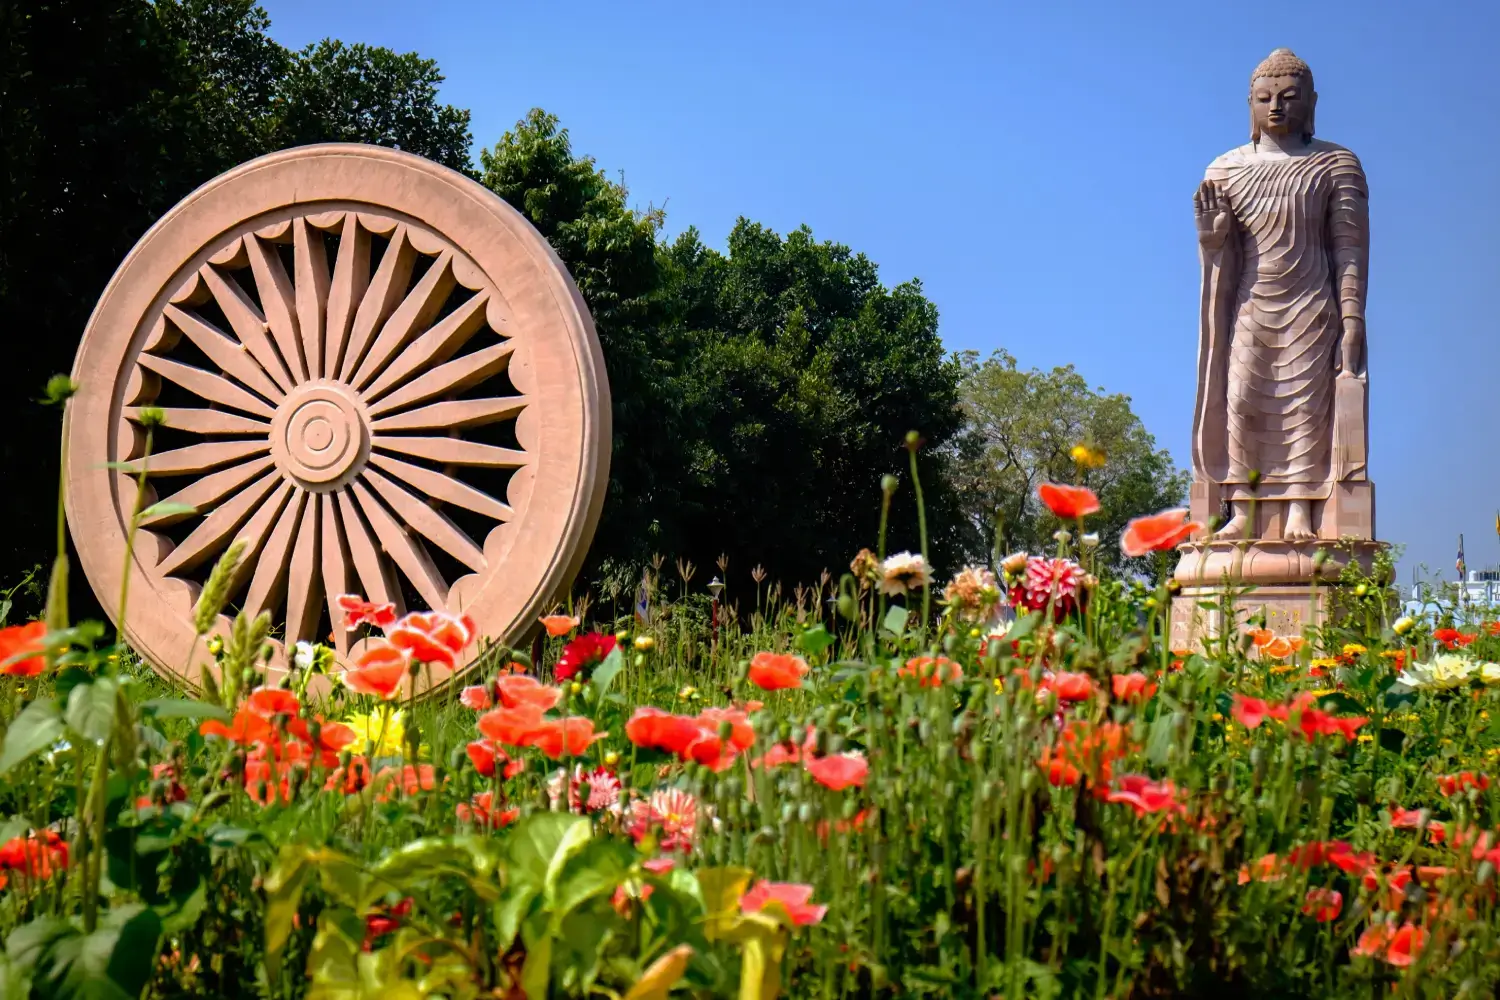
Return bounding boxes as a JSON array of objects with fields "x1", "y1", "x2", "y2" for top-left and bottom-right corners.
[{"x1": 65, "y1": 144, "x2": 611, "y2": 688}]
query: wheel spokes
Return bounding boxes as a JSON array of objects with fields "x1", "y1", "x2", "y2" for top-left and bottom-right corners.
[
  {"x1": 200, "y1": 263, "x2": 296, "y2": 394},
  {"x1": 363, "y1": 467, "x2": 487, "y2": 572},
  {"x1": 136, "y1": 354, "x2": 276, "y2": 419},
  {"x1": 366, "y1": 340, "x2": 515, "y2": 415},
  {"x1": 369, "y1": 396, "x2": 525, "y2": 433},
  {"x1": 243, "y1": 234, "x2": 308, "y2": 383},
  {"x1": 361, "y1": 291, "x2": 489, "y2": 401},
  {"x1": 367, "y1": 454, "x2": 514, "y2": 522}
]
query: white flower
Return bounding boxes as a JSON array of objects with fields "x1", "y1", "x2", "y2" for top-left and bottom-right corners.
[
  {"x1": 1403, "y1": 653, "x2": 1479, "y2": 690},
  {"x1": 293, "y1": 641, "x2": 315, "y2": 671},
  {"x1": 1053, "y1": 529, "x2": 1072, "y2": 545},
  {"x1": 1393, "y1": 616, "x2": 1416, "y2": 636},
  {"x1": 1481, "y1": 663, "x2": 1500, "y2": 686},
  {"x1": 1080, "y1": 533, "x2": 1100, "y2": 550},
  {"x1": 879, "y1": 552, "x2": 932, "y2": 596}
]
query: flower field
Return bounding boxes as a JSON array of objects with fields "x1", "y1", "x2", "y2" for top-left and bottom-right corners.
[{"x1": 1, "y1": 473, "x2": 1500, "y2": 999}]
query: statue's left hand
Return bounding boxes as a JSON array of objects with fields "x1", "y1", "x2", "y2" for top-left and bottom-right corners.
[{"x1": 1337, "y1": 318, "x2": 1364, "y2": 377}]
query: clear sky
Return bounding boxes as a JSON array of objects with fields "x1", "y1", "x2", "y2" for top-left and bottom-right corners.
[{"x1": 263, "y1": 0, "x2": 1499, "y2": 586}]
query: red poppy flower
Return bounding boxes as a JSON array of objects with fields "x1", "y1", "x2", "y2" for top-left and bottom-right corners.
[
  {"x1": 1295, "y1": 707, "x2": 1368, "y2": 743},
  {"x1": 476, "y1": 703, "x2": 546, "y2": 747},
  {"x1": 373, "y1": 763, "x2": 436, "y2": 801},
  {"x1": 285, "y1": 716, "x2": 358, "y2": 767},
  {"x1": 494, "y1": 675, "x2": 563, "y2": 712},
  {"x1": 696, "y1": 706, "x2": 756, "y2": 751},
  {"x1": 341, "y1": 643, "x2": 409, "y2": 700},
  {"x1": 554, "y1": 632, "x2": 618, "y2": 681},
  {"x1": 0, "y1": 621, "x2": 46, "y2": 677},
  {"x1": 200, "y1": 706, "x2": 273, "y2": 746},
  {"x1": 243, "y1": 756, "x2": 297, "y2": 806},
  {"x1": 459, "y1": 685, "x2": 492, "y2": 710},
  {"x1": 1432, "y1": 627, "x2": 1477, "y2": 650},
  {"x1": 1303, "y1": 887, "x2": 1342, "y2": 922},
  {"x1": 1230, "y1": 695, "x2": 1269, "y2": 729},
  {"x1": 456, "y1": 791, "x2": 519, "y2": 829},
  {"x1": 540, "y1": 614, "x2": 580, "y2": 638},
  {"x1": 527, "y1": 717, "x2": 605, "y2": 759},
  {"x1": 1120, "y1": 508, "x2": 1202, "y2": 558},
  {"x1": 466, "y1": 739, "x2": 523, "y2": 779},
  {"x1": 1039, "y1": 747, "x2": 1082, "y2": 787},
  {"x1": 0, "y1": 830, "x2": 68, "y2": 881},
  {"x1": 1040, "y1": 672, "x2": 1095, "y2": 703},
  {"x1": 336, "y1": 594, "x2": 397, "y2": 632},
  {"x1": 739, "y1": 881, "x2": 827, "y2": 926},
  {"x1": 1105, "y1": 774, "x2": 1185, "y2": 818},
  {"x1": 747, "y1": 651, "x2": 809, "y2": 691},
  {"x1": 1237, "y1": 853, "x2": 1282, "y2": 884},
  {"x1": 1438, "y1": 771, "x2": 1490, "y2": 796},
  {"x1": 324, "y1": 756, "x2": 372, "y2": 794},
  {"x1": 388, "y1": 611, "x2": 477, "y2": 671},
  {"x1": 246, "y1": 686, "x2": 300, "y2": 718},
  {"x1": 899, "y1": 656, "x2": 964, "y2": 687},
  {"x1": 803, "y1": 751, "x2": 869, "y2": 790},
  {"x1": 1037, "y1": 483, "x2": 1101, "y2": 520},
  {"x1": 1110, "y1": 672, "x2": 1156, "y2": 702},
  {"x1": 624, "y1": 706, "x2": 705, "y2": 754},
  {"x1": 751, "y1": 731, "x2": 818, "y2": 770},
  {"x1": 1351, "y1": 922, "x2": 1427, "y2": 967}
]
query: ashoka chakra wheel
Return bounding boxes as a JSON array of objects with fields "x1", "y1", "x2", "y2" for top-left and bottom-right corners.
[{"x1": 66, "y1": 144, "x2": 610, "y2": 689}]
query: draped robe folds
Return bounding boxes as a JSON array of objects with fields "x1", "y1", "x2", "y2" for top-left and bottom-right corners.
[{"x1": 1191, "y1": 140, "x2": 1369, "y2": 502}]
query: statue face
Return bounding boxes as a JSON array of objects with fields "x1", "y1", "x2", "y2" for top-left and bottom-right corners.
[{"x1": 1250, "y1": 73, "x2": 1314, "y2": 138}]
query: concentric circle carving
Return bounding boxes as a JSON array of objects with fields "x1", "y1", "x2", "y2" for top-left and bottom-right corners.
[{"x1": 66, "y1": 145, "x2": 611, "y2": 690}]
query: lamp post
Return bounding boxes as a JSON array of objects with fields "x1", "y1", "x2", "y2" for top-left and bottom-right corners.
[{"x1": 708, "y1": 576, "x2": 725, "y2": 650}]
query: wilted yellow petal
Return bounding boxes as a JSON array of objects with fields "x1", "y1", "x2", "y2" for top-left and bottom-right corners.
[{"x1": 624, "y1": 944, "x2": 694, "y2": 1000}]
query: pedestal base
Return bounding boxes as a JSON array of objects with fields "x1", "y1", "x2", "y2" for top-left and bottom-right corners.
[{"x1": 1168, "y1": 539, "x2": 1387, "y2": 649}]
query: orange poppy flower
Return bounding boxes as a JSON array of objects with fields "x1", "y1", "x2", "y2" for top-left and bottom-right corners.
[
  {"x1": 1110, "y1": 672, "x2": 1156, "y2": 702},
  {"x1": 324, "y1": 756, "x2": 372, "y2": 795},
  {"x1": 1040, "y1": 671, "x2": 1095, "y2": 703},
  {"x1": 456, "y1": 791, "x2": 519, "y2": 829},
  {"x1": 476, "y1": 703, "x2": 546, "y2": 747},
  {"x1": 341, "y1": 643, "x2": 409, "y2": 700},
  {"x1": 625, "y1": 706, "x2": 706, "y2": 754},
  {"x1": 336, "y1": 594, "x2": 397, "y2": 632},
  {"x1": 1351, "y1": 921, "x2": 1427, "y2": 967},
  {"x1": 246, "y1": 686, "x2": 300, "y2": 718},
  {"x1": 466, "y1": 739, "x2": 524, "y2": 779},
  {"x1": 1119, "y1": 508, "x2": 1202, "y2": 558},
  {"x1": 696, "y1": 706, "x2": 756, "y2": 751},
  {"x1": 373, "y1": 763, "x2": 436, "y2": 802},
  {"x1": 387, "y1": 611, "x2": 477, "y2": 671},
  {"x1": 803, "y1": 751, "x2": 869, "y2": 790},
  {"x1": 1247, "y1": 628, "x2": 1274, "y2": 648},
  {"x1": 0, "y1": 621, "x2": 47, "y2": 677},
  {"x1": 1261, "y1": 636, "x2": 1295, "y2": 659},
  {"x1": 459, "y1": 685, "x2": 492, "y2": 710},
  {"x1": 494, "y1": 674, "x2": 563, "y2": 712},
  {"x1": 1037, "y1": 483, "x2": 1101, "y2": 520},
  {"x1": 899, "y1": 656, "x2": 963, "y2": 687},
  {"x1": 200, "y1": 706, "x2": 273, "y2": 746},
  {"x1": 748, "y1": 651, "x2": 809, "y2": 691},
  {"x1": 527, "y1": 717, "x2": 605, "y2": 759},
  {"x1": 539, "y1": 614, "x2": 581, "y2": 637}
]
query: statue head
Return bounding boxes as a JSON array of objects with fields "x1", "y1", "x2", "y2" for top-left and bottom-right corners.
[{"x1": 1248, "y1": 48, "x2": 1316, "y2": 144}]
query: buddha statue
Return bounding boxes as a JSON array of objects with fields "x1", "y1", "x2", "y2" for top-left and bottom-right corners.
[{"x1": 1190, "y1": 48, "x2": 1370, "y2": 543}]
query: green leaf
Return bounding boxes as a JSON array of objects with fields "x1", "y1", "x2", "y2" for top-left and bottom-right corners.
[
  {"x1": 795, "y1": 625, "x2": 836, "y2": 657},
  {"x1": 104, "y1": 907, "x2": 162, "y2": 998},
  {"x1": 65, "y1": 678, "x2": 117, "y2": 744},
  {"x1": 0, "y1": 700, "x2": 63, "y2": 775},
  {"x1": 695, "y1": 866, "x2": 753, "y2": 941},
  {"x1": 139, "y1": 698, "x2": 227, "y2": 722},
  {"x1": 1145, "y1": 712, "x2": 1175, "y2": 767},
  {"x1": 316, "y1": 852, "x2": 371, "y2": 910},
  {"x1": 548, "y1": 838, "x2": 634, "y2": 926},
  {"x1": 264, "y1": 845, "x2": 313, "y2": 980},
  {"x1": 591, "y1": 647, "x2": 625, "y2": 698},
  {"x1": 1004, "y1": 612, "x2": 1041, "y2": 642},
  {"x1": 134, "y1": 500, "x2": 197, "y2": 522},
  {"x1": 881, "y1": 606, "x2": 909, "y2": 636},
  {"x1": 303, "y1": 907, "x2": 362, "y2": 999},
  {"x1": 508, "y1": 813, "x2": 589, "y2": 888},
  {"x1": 519, "y1": 930, "x2": 552, "y2": 1000}
]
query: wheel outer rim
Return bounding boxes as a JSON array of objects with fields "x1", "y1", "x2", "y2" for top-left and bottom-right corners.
[{"x1": 65, "y1": 144, "x2": 611, "y2": 692}]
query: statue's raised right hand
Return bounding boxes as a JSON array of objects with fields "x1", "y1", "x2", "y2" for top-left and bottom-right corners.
[{"x1": 1194, "y1": 180, "x2": 1234, "y2": 251}]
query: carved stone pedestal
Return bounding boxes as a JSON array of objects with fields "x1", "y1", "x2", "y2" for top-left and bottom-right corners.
[{"x1": 1168, "y1": 539, "x2": 1385, "y2": 649}]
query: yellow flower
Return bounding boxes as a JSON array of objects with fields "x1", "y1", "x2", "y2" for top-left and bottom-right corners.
[
  {"x1": 1357, "y1": 733, "x2": 1374, "y2": 743},
  {"x1": 1310, "y1": 658, "x2": 1340, "y2": 670},
  {"x1": 1070, "y1": 443, "x2": 1106, "y2": 469},
  {"x1": 1306, "y1": 688, "x2": 1337, "y2": 698},
  {"x1": 340, "y1": 706, "x2": 408, "y2": 758},
  {"x1": 633, "y1": 635, "x2": 655, "y2": 652},
  {"x1": 1211, "y1": 712, "x2": 1224, "y2": 722},
  {"x1": 993, "y1": 678, "x2": 1005, "y2": 695},
  {"x1": 1270, "y1": 664, "x2": 1298, "y2": 676},
  {"x1": 1342, "y1": 643, "x2": 1368, "y2": 656}
]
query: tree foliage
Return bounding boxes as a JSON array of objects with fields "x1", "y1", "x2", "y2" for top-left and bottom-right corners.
[
  {"x1": 0, "y1": 0, "x2": 471, "y2": 579},
  {"x1": 952, "y1": 350, "x2": 1188, "y2": 572}
]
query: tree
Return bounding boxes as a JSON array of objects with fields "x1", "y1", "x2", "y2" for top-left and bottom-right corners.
[
  {"x1": 951, "y1": 350, "x2": 1188, "y2": 572},
  {"x1": 477, "y1": 110, "x2": 687, "y2": 574},
  {"x1": 662, "y1": 221, "x2": 967, "y2": 585},
  {"x1": 0, "y1": 0, "x2": 472, "y2": 583}
]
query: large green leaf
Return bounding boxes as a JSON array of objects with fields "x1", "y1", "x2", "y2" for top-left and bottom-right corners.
[
  {"x1": 0, "y1": 700, "x2": 63, "y2": 775},
  {"x1": 591, "y1": 647, "x2": 625, "y2": 697},
  {"x1": 695, "y1": 867, "x2": 753, "y2": 942},
  {"x1": 264, "y1": 845, "x2": 313, "y2": 979},
  {"x1": 548, "y1": 838, "x2": 634, "y2": 927},
  {"x1": 139, "y1": 699, "x2": 227, "y2": 722},
  {"x1": 65, "y1": 678, "x2": 117, "y2": 744},
  {"x1": 507, "y1": 813, "x2": 588, "y2": 889},
  {"x1": 102, "y1": 907, "x2": 162, "y2": 999}
]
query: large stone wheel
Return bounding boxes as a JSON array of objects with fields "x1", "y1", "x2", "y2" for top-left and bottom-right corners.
[{"x1": 66, "y1": 144, "x2": 610, "y2": 689}]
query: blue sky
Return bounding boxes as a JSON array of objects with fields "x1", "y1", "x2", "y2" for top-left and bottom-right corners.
[{"x1": 264, "y1": 0, "x2": 1500, "y2": 585}]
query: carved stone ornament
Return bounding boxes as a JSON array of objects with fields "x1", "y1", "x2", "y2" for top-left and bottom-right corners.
[{"x1": 65, "y1": 144, "x2": 611, "y2": 689}]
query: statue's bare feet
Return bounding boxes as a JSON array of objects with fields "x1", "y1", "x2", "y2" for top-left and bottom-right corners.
[
  {"x1": 1215, "y1": 512, "x2": 1249, "y2": 540},
  {"x1": 1284, "y1": 501, "x2": 1316, "y2": 541}
]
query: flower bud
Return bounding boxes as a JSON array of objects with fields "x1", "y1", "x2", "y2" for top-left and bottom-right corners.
[
  {"x1": 881, "y1": 474, "x2": 899, "y2": 496},
  {"x1": 1393, "y1": 616, "x2": 1415, "y2": 636},
  {"x1": 1053, "y1": 529, "x2": 1072, "y2": 545},
  {"x1": 1080, "y1": 533, "x2": 1099, "y2": 550},
  {"x1": 633, "y1": 635, "x2": 655, "y2": 652}
]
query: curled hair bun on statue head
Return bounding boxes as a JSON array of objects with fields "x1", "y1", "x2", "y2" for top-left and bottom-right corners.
[{"x1": 1251, "y1": 48, "x2": 1313, "y2": 88}]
